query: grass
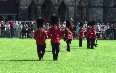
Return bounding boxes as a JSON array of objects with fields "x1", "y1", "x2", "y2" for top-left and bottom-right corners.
[{"x1": 0, "y1": 38, "x2": 116, "y2": 73}]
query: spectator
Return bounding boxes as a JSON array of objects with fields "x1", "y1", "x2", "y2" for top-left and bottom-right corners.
[
  {"x1": 13, "y1": 21, "x2": 18, "y2": 37},
  {"x1": 9, "y1": 20, "x2": 14, "y2": 38}
]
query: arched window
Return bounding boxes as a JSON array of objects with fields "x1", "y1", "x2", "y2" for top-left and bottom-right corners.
[
  {"x1": 0, "y1": 15, "x2": 3, "y2": 21},
  {"x1": 28, "y1": 1, "x2": 37, "y2": 21},
  {"x1": 58, "y1": 1, "x2": 67, "y2": 22},
  {"x1": 41, "y1": 0, "x2": 54, "y2": 22},
  {"x1": 77, "y1": 0, "x2": 88, "y2": 22}
]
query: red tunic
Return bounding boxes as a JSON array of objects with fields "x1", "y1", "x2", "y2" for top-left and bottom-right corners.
[
  {"x1": 79, "y1": 27, "x2": 84, "y2": 37},
  {"x1": 9, "y1": 21, "x2": 14, "y2": 28},
  {"x1": 48, "y1": 27, "x2": 62, "y2": 43},
  {"x1": 63, "y1": 28, "x2": 73, "y2": 40},
  {"x1": 34, "y1": 29, "x2": 47, "y2": 45},
  {"x1": 86, "y1": 27, "x2": 96, "y2": 39}
]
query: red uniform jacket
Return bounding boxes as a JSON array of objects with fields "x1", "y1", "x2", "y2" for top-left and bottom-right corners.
[
  {"x1": 34, "y1": 29, "x2": 47, "y2": 45},
  {"x1": 48, "y1": 27, "x2": 62, "y2": 43},
  {"x1": 63, "y1": 28, "x2": 73, "y2": 40},
  {"x1": 86, "y1": 27, "x2": 96, "y2": 39},
  {"x1": 79, "y1": 27, "x2": 84, "y2": 37},
  {"x1": 9, "y1": 21, "x2": 14, "y2": 28}
]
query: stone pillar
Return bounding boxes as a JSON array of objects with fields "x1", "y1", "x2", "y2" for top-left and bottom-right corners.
[
  {"x1": 2, "y1": 15, "x2": 6, "y2": 22},
  {"x1": 20, "y1": 7, "x2": 28, "y2": 20},
  {"x1": 66, "y1": 6, "x2": 69, "y2": 19},
  {"x1": 54, "y1": 5, "x2": 59, "y2": 15},
  {"x1": 13, "y1": 15, "x2": 16, "y2": 21},
  {"x1": 54, "y1": 5, "x2": 60, "y2": 25},
  {"x1": 37, "y1": 6, "x2": 41, "y2": 18},
  {"x1": 74, "y1": 0, "x2": 78, "y2": 23},
  {"x1": 68, "y1": 6, "x2": 75, "y2": 19}
]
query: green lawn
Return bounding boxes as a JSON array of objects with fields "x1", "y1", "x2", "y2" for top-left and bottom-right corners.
[{"x1": 0, "y1": 38, "x2": 116, "y2": 73}]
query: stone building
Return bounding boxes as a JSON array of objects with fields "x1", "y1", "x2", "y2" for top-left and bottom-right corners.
[
  {"x1": 0, "y1": 0, "x2": 18, "y2": 22},
  {"x1": 0, "y1": 0, "x2": 116, "y2": 23}
]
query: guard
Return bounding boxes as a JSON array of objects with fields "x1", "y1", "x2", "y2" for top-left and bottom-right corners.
[
  {"x1": 86, "y1": 21, "x2": 97, "y2": 49},
  {"x1": 63, "y1": 20, "x2": 73, "y2": 52},
  {"x1": 79, "y1": 22, "x2": 84, "y2": 47},
  {"x1": 34, "y1": 17, "x2": 47, "y2": 61},
  {"x1": 48, "y1": 14, "x2": 62, "y2": 61}
]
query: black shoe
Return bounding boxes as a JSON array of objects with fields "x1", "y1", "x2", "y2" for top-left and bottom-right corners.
[
  {"x1": 66, "y1": 49, "x2": 70, "y2": 52},
  {"x1": 53, "y1": 57, "x2": 57, "y2": 61},
  {"x1": 53, "y1": 59, "x2": 58, "y2": 61},
  {"x1": 67, "y1": 50, "x2": 70, "y2": 52},
  {"x1": 39, "y1": 57, "x2": 41, "y2": 61},
  {"x1": 53, "y1": 59, "x2": 56, "y2": 61}
]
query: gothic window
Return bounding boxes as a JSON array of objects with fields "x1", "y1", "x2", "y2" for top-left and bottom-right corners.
[
  {"x1": 28, "y1": 1, "x2": 37, "y2": 21},
  {"x1": 0, "y1": 15, "x2": 3, "y2": 21},
  {"x1": 58, "y1": 1, "x2": 67, "y2": 22},
  {"x1": 41, "y1": 0, "x2": 53, "y2": 22},
  {"x1": 77, "y1": 0, "x2": 88, "y2": 21}
]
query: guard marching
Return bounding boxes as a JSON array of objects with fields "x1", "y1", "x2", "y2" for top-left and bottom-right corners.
[
  {"x1": 79, "y1": 22, "x2": 84, "y2": 47},
  {"x1": 86, "y1": 21, "x2": 97, "y2": 49},
  {"x1": 34, "y1": 17, "x2": 47, "y2": 61},
  {"x1": 48, "y1": 14, "x2": 62, "y2": 61},
  {"x1": 63, "y1": 20, "x2": 73, "y2": 52}
]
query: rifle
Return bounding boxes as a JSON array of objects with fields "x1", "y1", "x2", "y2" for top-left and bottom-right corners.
[{"x1": 63, "y1": 28, "x2": 73, "y2": 41}]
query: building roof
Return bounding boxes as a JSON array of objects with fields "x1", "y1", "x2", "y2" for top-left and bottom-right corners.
[{"x1": 0, "y1": 0, "x2": 18, "y2": 15}]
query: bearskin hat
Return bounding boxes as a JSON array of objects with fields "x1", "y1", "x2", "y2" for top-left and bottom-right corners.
[
  {"x1": 50, "y1": 14, "x2": 58, "y2": 26},
  {"x1": 66, "y1": 20, "x2": 71, "y2": 28},
  {"x1": 36, "y1": 17, "x2": 44, "y2": 29},
  {"x1": 87, "y1": 21, "x2": 96, "y2": 26},
  {"x1": 88, "y1": 21, "x2": 95, "y2": 26},
  {"x1": 91, "y1": 21, "x2": 96, "y2": 26},
  {"x1": 79, "y1": 22, "x2": 83, "y2": 27},
  {"x1": 87, "y1": 21, "x2": 91, "y2": 26}
]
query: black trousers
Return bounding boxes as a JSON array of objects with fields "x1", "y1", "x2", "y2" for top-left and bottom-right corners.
[
  {"x1": 51, "y1": 43, "x2": 60, "y2": 61},
  {"x1": 66, "y1": 39, "x2": 72, "y2": 52},
  {"x1": 79, "y1": 37, "x2": 83, "y2": 47},
  {"x1": 10, "y1": 28, "x2": 14, "y2": 37},
  {"x1": 37, "y1": 45, "x2": 46, "y2": 59},
  {"x1": 87, "y1": 38, "x2": 95, "y2": 49}
]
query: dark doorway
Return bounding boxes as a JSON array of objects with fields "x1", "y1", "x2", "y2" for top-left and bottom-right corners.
[
  {"x1": 8, "y1": 15, "x2": 13, "y2": 21},
  {"x1": 28, "y1": 1, "x2": 37, "y2": 21},
  {"x1": 41, "y1": 0, "x2": 54, "y2": 22},
  {"x1": 0, "y1": 15, "x2": 3, "y2": 21},
  {"x1": 58, "y1": 1, "x2": 67, "y2": 22}
]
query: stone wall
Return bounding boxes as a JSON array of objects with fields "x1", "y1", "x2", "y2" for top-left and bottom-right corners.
[
  {"x1": 104, "y1": 0, "x2": 116, "y2": 22},
  {"x1": 89, "y1": 0, "x2": 103, "y2": 21},
  {"x1": 18, "y1": 0, "x2": 116, "y2": 22}
]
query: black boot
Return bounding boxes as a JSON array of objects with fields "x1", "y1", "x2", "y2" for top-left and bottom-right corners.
[
  {"x1": 39, "y1": 57, "x2": 41, "y2": 61},
  {"x1": 53, "y1": 54, "x2": 56, "y2": 61}
]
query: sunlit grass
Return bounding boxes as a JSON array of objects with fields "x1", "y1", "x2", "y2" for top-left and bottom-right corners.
[{"x1": 0, "y1": 38, "x2": 116, "y2": 73}]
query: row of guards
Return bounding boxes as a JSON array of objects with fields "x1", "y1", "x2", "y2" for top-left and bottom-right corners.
[{"x1": 34, "y1": 14, "x2": 98, "y2": 61}]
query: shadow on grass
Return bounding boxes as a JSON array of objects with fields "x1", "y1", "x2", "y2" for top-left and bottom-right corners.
[
  {"x1": 0, "y1": 59, "x2": 39, "y2": 61},
  {"x1": 46, "y1": 50, "x2": 64, "y2": 52},
  {"x1": 0, "y1": 59, "x2": 54, "y2": 62}
]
